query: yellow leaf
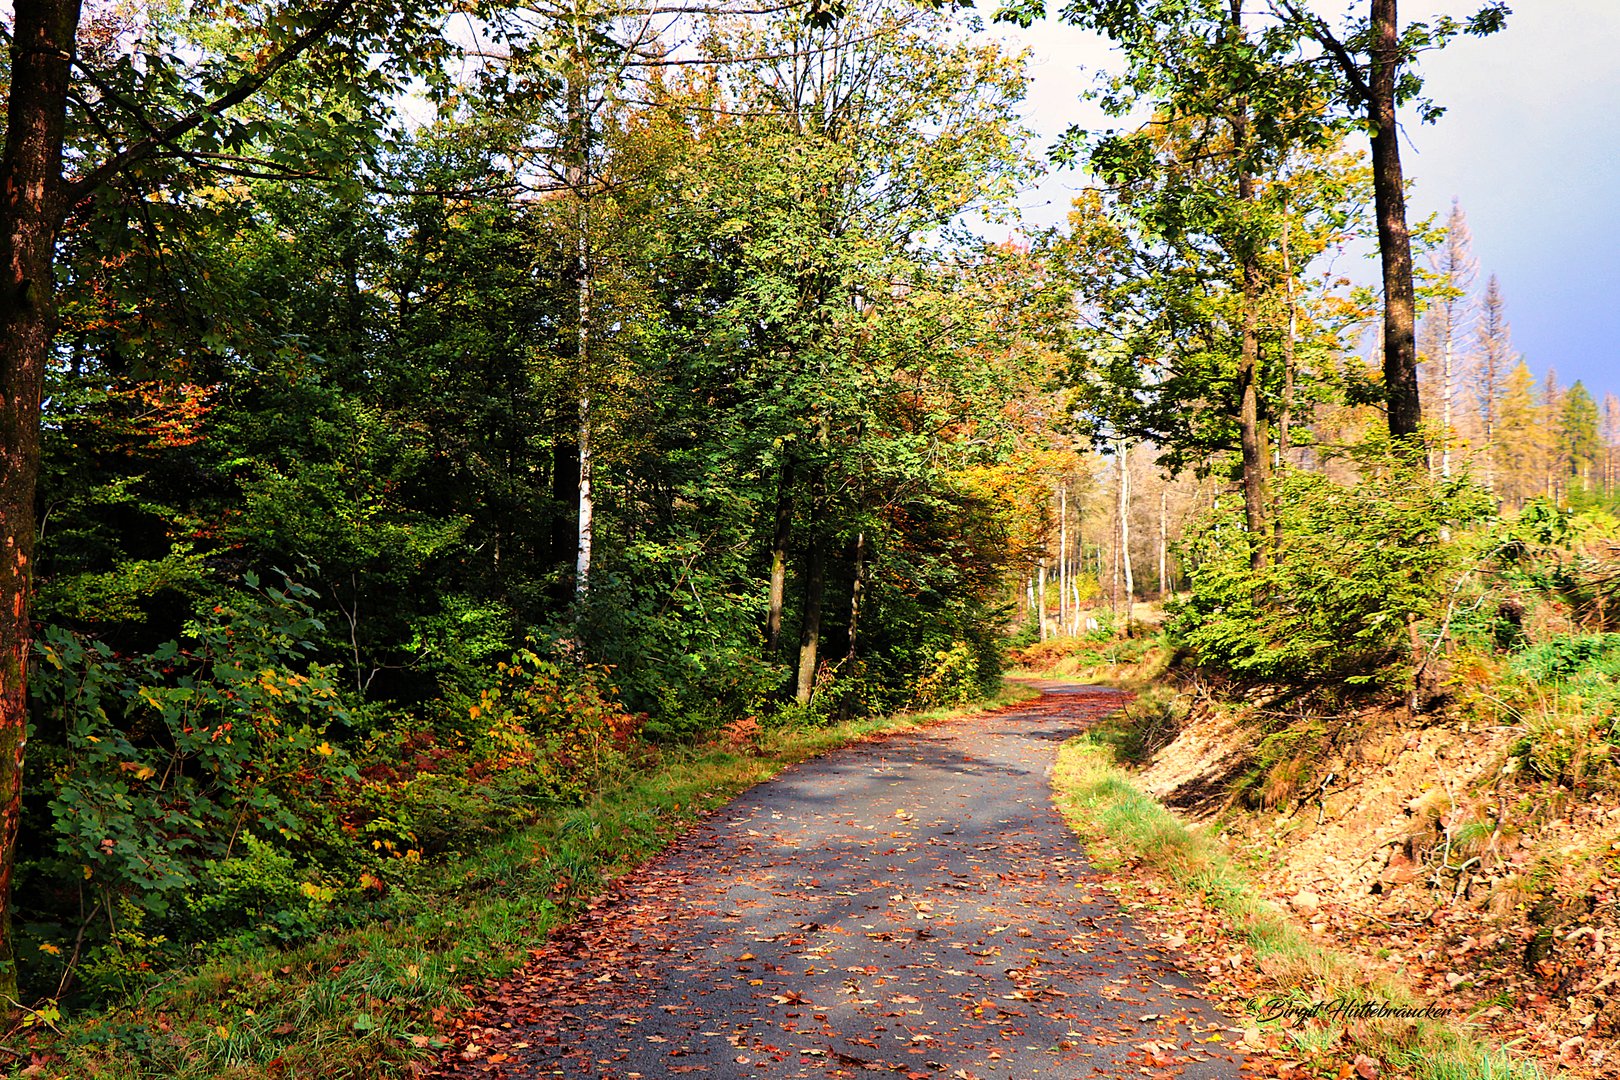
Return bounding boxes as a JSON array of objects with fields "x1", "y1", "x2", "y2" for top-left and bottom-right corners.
[
  {"x1": 216, "y1": 1025, "x2": 230, "y2": 1040},
  {"x1": 315, "y1": 742, "x2": 334, "y2": 756},
  {"x1": 82, "y1": 865, "x2": 93, "y2": 880}
]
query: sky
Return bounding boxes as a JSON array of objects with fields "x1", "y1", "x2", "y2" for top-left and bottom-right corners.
[{"x1": 981, "y1": 3, "x2": 1620, "y2": 404}]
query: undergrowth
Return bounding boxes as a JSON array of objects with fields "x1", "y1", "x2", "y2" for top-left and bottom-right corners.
[{"x1": 3, "y1": 682, "x2": 1038, "y2": 1079}]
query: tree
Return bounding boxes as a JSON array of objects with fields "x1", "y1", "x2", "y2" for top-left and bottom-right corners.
[
  {"x1": 1471, "y1": 273, "x2": 1513, "y2": 493},
  {"x1": 1496, "y1": 360, "x2": 1549, "y2": 510},
  {"x1": 1265, "y1": 0, "x2": 1509, "y2": 441},
  {"x1": 1605, "y1": 392, "x2": 1620, "y2": 495},
  {"x1": 0, "y1": 0, "x2": 446, "y2": 1011},
  {"x1": 1560, "y1": 381, "x2": 1601, "y2": 493},
  {"x1": 1421, "y1": 197, "x2": 1476, "y2": 476},
  {"x1": 1059, "y1": 132, "x2": 1365, "y2": 566},
  {"x1": 688, "y1": 0, "x2": 1032, "y2": 701}
]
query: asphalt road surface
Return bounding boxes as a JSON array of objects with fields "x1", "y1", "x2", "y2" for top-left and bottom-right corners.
[{"x1": 435, "y1": 684, "x2": 1243, "y2": 1080}]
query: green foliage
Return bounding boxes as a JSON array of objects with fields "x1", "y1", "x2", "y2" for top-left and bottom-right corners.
[
  {"x1": 1171, "y1": 445, "x2": 1494, "y2": 684},
  {"x1": 1510, "y1": 634, "x2": 1620, "y2": 684},
  {"x1": 463, "y1": 644, "x2": 641, "y2": 803},
  {"x1": 910, "y1": 640, "x2": 984, "y2": 709},
  {"x1": 29, "y1": 573, "x2": 351, "y2": 915},
  {"x1": 185, "y1": 836, "x2": 332, "y2": 947}
]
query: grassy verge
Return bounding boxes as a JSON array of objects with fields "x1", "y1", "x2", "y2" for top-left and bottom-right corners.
[
  {"x1": 6, "y1": 682, "x2": 1038, "y2": 1080},
  {"x1": 1052, "y1": 720, "x2": 1543, "y2": 1080}
]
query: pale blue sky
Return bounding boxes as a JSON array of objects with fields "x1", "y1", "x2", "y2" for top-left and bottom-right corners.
[{"x1": 986, "y1": 3, "x2": 1620, "y2": 405}]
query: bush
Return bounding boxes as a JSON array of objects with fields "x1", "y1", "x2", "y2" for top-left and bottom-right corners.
[
  {"x1": 464, "y1": 643, "x2": 642, "y2": 802},
  {"x1": 910, "y1": 640, "x2": 983, "y2": 708},
  {"x1": 1170, "y1": 443, "x2": 1493, "y2": 686},
  {"x1": 22, "y1": 572, "x2": 357, "y2": 992}
]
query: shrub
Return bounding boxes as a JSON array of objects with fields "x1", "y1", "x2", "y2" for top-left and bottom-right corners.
[
  {"x1": 1170, "y1": 443, "x2": 1493, "y2": 686},
  {"x1": 22, "y1": 572, "x2": 356, "y2": 992},
  {"x1": 465, "y1": 644, "x2": 642, "y2": 802},
  {"x1": 910, "y1": 640, "x2": 982, "y2": 708}
]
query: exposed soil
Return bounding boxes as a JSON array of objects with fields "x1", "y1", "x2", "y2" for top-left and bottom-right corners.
[{"x1": 1136, "y1": 695, "x2": 1620, "y2": 1077}]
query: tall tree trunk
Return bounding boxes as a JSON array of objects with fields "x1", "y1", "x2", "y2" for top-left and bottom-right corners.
[
  {"x1": 1229, "y1": 0, "x2": 1271, "y2": 569},
  {"x1": 1369, "y1": 0, "x2": 1422, "y2": 440},
  {"x1": 766, "y1": 456, "x2": 794, "y2": 653},
  {"x1": 1110, "y1": 452, "x2": 1122, "y2": 620},
  {"x1": 567, "y1": 73, "x2": 594, "y2": 599},
  {"x1": 794, "y1": 502, "x2": 826, "y2": 704},
  {"x1": 1279, "y1": 213, "x2": 1296, "y2": 469},
  {"x1": 1119, "y1": 440, "x2": 1134, "y2": 622},
  {"x1": 1158, "y1": 488, "x2": 1168, "y2": 602},
  {"x1": 575, "y1": 388, "x2": 592, "y2": 595},
  {"x1": 1057, "y1": 484, "x2": 1067, "y2": 633},
  {"x1": 1037, "y1": 560, "x2": 1047, "y2": 640},
  {"x1": 844, "y1": 529, "x2": 866, "y2": 665},
  {"x1": 0, "y1": 0, "x2": 80, "y2": 1011}
]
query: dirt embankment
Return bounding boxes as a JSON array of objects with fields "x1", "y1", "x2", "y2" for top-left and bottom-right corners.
[{"x1": 1138, "y1": 692, "x2": 1620, "y2": 1077}]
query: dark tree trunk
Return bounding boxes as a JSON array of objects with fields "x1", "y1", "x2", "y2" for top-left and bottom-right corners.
[
  {"x1": 0, "y1": 0, "x2": 82, "y2": 1011},
  {"x1": 1369, "y1": 0, "x2": 1422, "y2": 439},
  {"x1": 550, "y1": 437, "x2": 580, "y2": 599},
  {"x1": 1229, "y1": 3, "x2": 1271, "y2": 570},
  {"x1": 844, "y1": 529, "x2": 866, "y2": 665},
  {"x1": 794, "y1": 523, "x2": 826, "y2": 704},
  {"x1": 765, "y1": 456, "x2": 793, "y2": 654}
]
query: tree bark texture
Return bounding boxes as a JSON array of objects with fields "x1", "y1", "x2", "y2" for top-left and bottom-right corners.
[
  {"x1": 1232, "y1": 130, "x2": 1271, "y2": 567},
  {"x1": 567, "y1": 73, "x2": 594, "y2": 599},
  {"x1": 1037, "y1": 560, "x2": 1047, "y2": 641},
  {"x1": 0, "y1": 0, "x2": 83, "y2": 1009},
  {"x1": 844, "y1": 530, "x2": 865, "y2": 665},
  {"x1": 794, "y1": 512, "x2": 826, "y2": 704},
  {"x1": 766, "y1": 457, "x2": 793, "y2": 654},
  {"x1": 1369, "y1": 0, "x2": 1422, "y2": 439},
  {"x1": 1119, "y1": 441, "x2": 1134, "y2": 616}
]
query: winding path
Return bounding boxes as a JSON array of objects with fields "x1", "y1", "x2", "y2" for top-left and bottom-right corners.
[{"x1": 436, "y1": 684, "x2": 1242, "y2": 1079}]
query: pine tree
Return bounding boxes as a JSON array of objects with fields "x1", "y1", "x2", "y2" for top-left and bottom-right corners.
[
  {"x1": 1470, "y1": 274, "x2": 1513, "y2": 493},
  {"x1": 1559, "y1": 382, "x2": 1603, "y2": 493}
]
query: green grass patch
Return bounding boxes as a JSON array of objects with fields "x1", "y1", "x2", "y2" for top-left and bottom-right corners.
[
  {"x1": 8, "y1": 682, "x2": 1037, "y2": 1080},
  {"x1": 1051, "y1": 722, "x2": 1542, "y2": 1080}
]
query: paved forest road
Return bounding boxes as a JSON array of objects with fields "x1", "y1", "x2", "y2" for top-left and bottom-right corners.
[{"x1": 435, "y1": 685, "x2": 1242, "y2": 1080}]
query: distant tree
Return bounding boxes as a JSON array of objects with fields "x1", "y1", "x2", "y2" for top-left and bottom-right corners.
[
  {"x1": 1605, "y1": 392, "x2": 1620, "y2": 495},
  {"x1": 1423, "y1": 198, "x2": 1476, "y2": 476},
  {"x1": 1495, "y1": 361, "x2": 1548, "y2": 510},
  {"x1": 1560, "y1": 382, "x2": 1602, "y2": 493},
  {"x1": 1470, "y1": 274, "x2": 1513, "y2": 493},
  {"x1": 1542, "y1": 369, "x2": 1566, "y2": 500}
]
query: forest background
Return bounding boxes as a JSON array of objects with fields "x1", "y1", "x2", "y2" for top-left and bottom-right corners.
[{"x1": 0, "y1": 0, "x2": 1618, "y2": 1076}]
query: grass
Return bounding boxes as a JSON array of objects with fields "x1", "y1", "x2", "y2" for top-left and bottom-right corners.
[
  {"x1": 1009, "y1": 629, "x2": 1176, "y2": 690},
  {"x1": 5, "y1": 681, "x2": 1039, "y2": 1080},
  {"x1": 1050, "y1": 720, "x2": 1544, "y2": 1080}
]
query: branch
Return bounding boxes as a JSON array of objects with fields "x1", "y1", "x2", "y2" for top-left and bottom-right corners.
[
  {"x1": 1272, "y1": 0, "x2": 1370, "y2": 106},
  {"x1": 64, "y1": 0, "x2": 360, "y2": 208}
]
